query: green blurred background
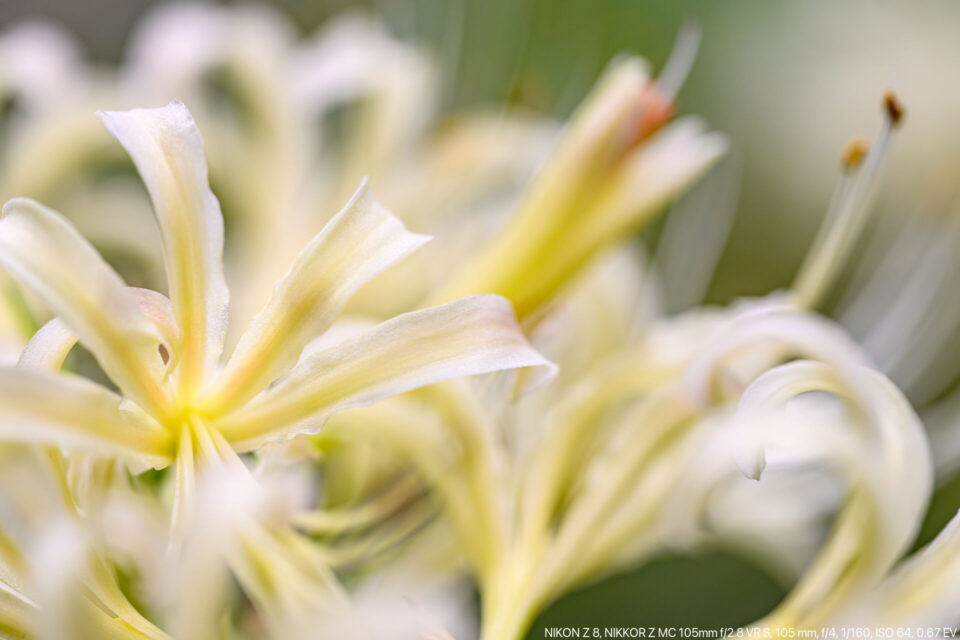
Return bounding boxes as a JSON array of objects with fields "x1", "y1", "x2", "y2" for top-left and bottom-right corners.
[
  {"x1": 5, "y1": 0, "x2": 959, "y2": 302},
  {"x1": 2, "y1": 0, "x2": 959, "y2": 634}
]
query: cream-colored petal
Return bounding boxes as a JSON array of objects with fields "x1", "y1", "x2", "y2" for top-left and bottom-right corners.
[
  {"x1": 507, "y1": 120, "x2": 727, "y2": 317},
  {"x1": 0, "y1": 21, "x2": 86, "y2": 107},
  {"x1": 98, "y1": 102, "x2": 229, "y2": 397},
  {"x1": 0, "y1": 198, "x2": 169, "y2": 414},
  {"x1": 290, "y1": 13, "x2": 435, "y2": 191},
  {"x1": 18, "y1": 291, "x2": 177, "y2": 376},
  {"x1": 842, "y1": 511, "x2": 960, "y2": 627},
  {"x1": 124, "y1": 3, "x2": 293, "y2": 98},
  {"x1": 206, "y1": 181, "x2": 429, "y2": 413},
  {"x1": 431, "y1": 58, "x2": 726, "y2": 319},
  {"x1": 429, "y1": 58, "x2": 652, "y2": 315},
  {"x1": 17, "y1": 318, "x2": 76, "y2": 371},
  {"x1": 728, "y1": 361, "x2": 932, "y2": 629},
  {"x1": 216, "y1": 295, "x2": 554, "y2": 452},
  {"x1": 0, "y1": 368, "x2": 172, "y2": 467}
]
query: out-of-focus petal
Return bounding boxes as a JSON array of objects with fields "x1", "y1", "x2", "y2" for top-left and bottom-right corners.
[
  {"x1": 216, "y1": 295, "x2": 555, "y2": 452},
  {"x1": 840, "y1": 511, "x2": 960, "y2": 627},
  {"x1": 432, "y1": 58, "x2": 726, "y2": 319},
  {"x1": 124, "y1": 3, "x2": 293, "y2": 99},
  {"x1": 290, "y1": 13, "x2": 435, "y2": 183},
  {"x1": 207, "y1": 181, "x2": 429, "y2": 413},
  {"x1": 0, "y1": 368, "x2": 171, "y2": 467},
  {"x1": 29, "y1": 519, "x2": 173, "y2": 640},
  {"x1": 512, "y1": 119, "x2": 727, "y2": 316},
  {"x1": 17, "y1": 318, "x2": 76, "y2": 371},
  {"x1": 0, "y1": 198, "x2": 169, "y2": 414},
  {"x1": 429, "y1": 58, "x2": 652, "y2": 314},
  {"x1": 0, "y1": 21, "x2": 86, "y2": 107},
  {"x1": 729, "y1": 361, "x2": 932, "y2": 628},
  {"x1": 98, "y1": 102, "x2": 229, "y2": 397}
]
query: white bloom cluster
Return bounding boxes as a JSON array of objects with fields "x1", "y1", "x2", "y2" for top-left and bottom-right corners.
[{"x1": 0, "y1": 5, "x2": 956, "y2": 640}]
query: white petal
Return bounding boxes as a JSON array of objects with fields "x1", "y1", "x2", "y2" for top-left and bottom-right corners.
[
  {"x1": 524, "y1": 119, "x2": 727, "y2": 311},
  {"x1": 431, "y1": 59, "x2": 726, "y2": 318},
  {"x1": 17, "y1": 318, "x2": 76, "y2": 371},
  {"x1": 0, "y1": 21, "x2": 86, "y2": 106},
  {"x1": 207, "y1": 181, "x2": 429, "y2": 413},
  {"x1": 733, "y1": 361, "x2": 932, "y2": 627},
  {"x1": 215, "y1": 295, "x2": 555, "y2": 452},
  {"x1": 98, "y1": 102, "x2": 229, "y2": 396},
  {"x1": 0, "y1": 198, "x2": 169, "y2": 414},
  {"x1": 844, "y1": 511, "x2": 960, "y2": 627},
  {"x1": 683, "y1": 305, "x2": 872, "y2": 407},
  {"x1": 290, "y1": 13, "x2": 435, "y2": 175},
  {"x1": 0, "y1": 367, "x2": 172, "y2": 467},
  {"x1": 124, "y1": 3, "x2": 293, "y2": 98}
]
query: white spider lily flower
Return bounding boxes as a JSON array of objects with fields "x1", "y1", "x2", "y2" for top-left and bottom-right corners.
[
  {"x1": 163, "y1": 455, "x2": 465, "y2": 640},
  {"x1": 118, "y1": 4, "x2": 558, "y2": 336},
  {"x1": 300, "y1": 28, "x2": 731, "y2": 638},
  {"x1": 164, "y1": 463, "x2": 338, "y2": 639},
  {"x1": 0, "y1": 102, "x2": 552, "y2": 497},
  {"x1": 668, "y1": 308, "x2": 932, "y2": 630},
  {"x1": 432, "y1": 44, "x2": 727, "y2": 320},
  {"x1": 30, "y1": 519, "x2": 140, "y2": 640},
  {"x1": 285, "y1": 83, "x2": 956, "y2": 639},
  {"x1": 0, "y1": 296, "x2": 26, "y2": 365}
]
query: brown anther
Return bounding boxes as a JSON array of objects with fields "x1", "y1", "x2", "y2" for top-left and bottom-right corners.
[
  {"x1": 883, "y1": 92, "x2": 905, "y2": 126},
  {"x1": 840, "y1": 137, "x2": 868, "y2": 172}
]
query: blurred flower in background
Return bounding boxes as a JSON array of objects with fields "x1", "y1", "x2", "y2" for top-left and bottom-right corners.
[{"x1": 0, "y1": 0, "x2": 959, "y2": 638}]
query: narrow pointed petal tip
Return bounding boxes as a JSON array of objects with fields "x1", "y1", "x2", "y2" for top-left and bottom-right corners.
[
  {"x1": 215, "y1": 294, "x2": 555, "y2": 452},
  {"x1": 0, "y1": 197, "x2": 170, "y2": 413},
  {"x1": 208, "y1": 180, "x2": 431, "y2": 413},
  {"x1": 97, "y1": 101, "x2": 230, "y2": 394}
]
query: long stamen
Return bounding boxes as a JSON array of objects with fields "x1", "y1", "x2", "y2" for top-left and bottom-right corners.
[
  {"x1": 632, "y1": 18, "x2": 702, "y2": 146},
  {"x1": 813, "y1": 137, "x2": 868, "y2": 237},
  {"x1": 792, "y1": 92, "x2": 905, "y2": 310},
  {"x1": 656, "y1": 18, "x2": 702, "y2": 101}
]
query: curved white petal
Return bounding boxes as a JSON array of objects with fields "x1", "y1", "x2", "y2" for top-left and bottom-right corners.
[
  {"x1": 17, "y1": 318, "x2": 76, "y2": 371},
  {"x1": 208, "y1": 181, "x2": 429, "y2": 412},
  {"x1": 289, "y1": 13, "x2": 435, "y2": 179},
  {"x1": 683, "y1": 306, "x2": 873, "y2": 407},
  {"x1": 17, "y1": 289, "x2": 177, "y2": 374},
  {"x1": 841, "y1": 511, "x2": 960, "y2": 627},
  {"x1": 98, "y1": 102, "x2": 229, "y2": 396},
  {"x1": 0, "y1": 20, "x2": 86, "y2": 107},
  {"x1": 124, "y1": 3, "x2": 294, "y2": 98},
  {"x1": 0, "y1": 198, "x2": 169, "y2": 414},
  {"x1": 0, "y1": 368, "x2": 172, "y2": 467},
  {"x1": 732, "y1": 361, "x2": 932, "y2": 628},
  {"x1": 216, "y1": 295, "x2": 555, "y2": 452}
]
